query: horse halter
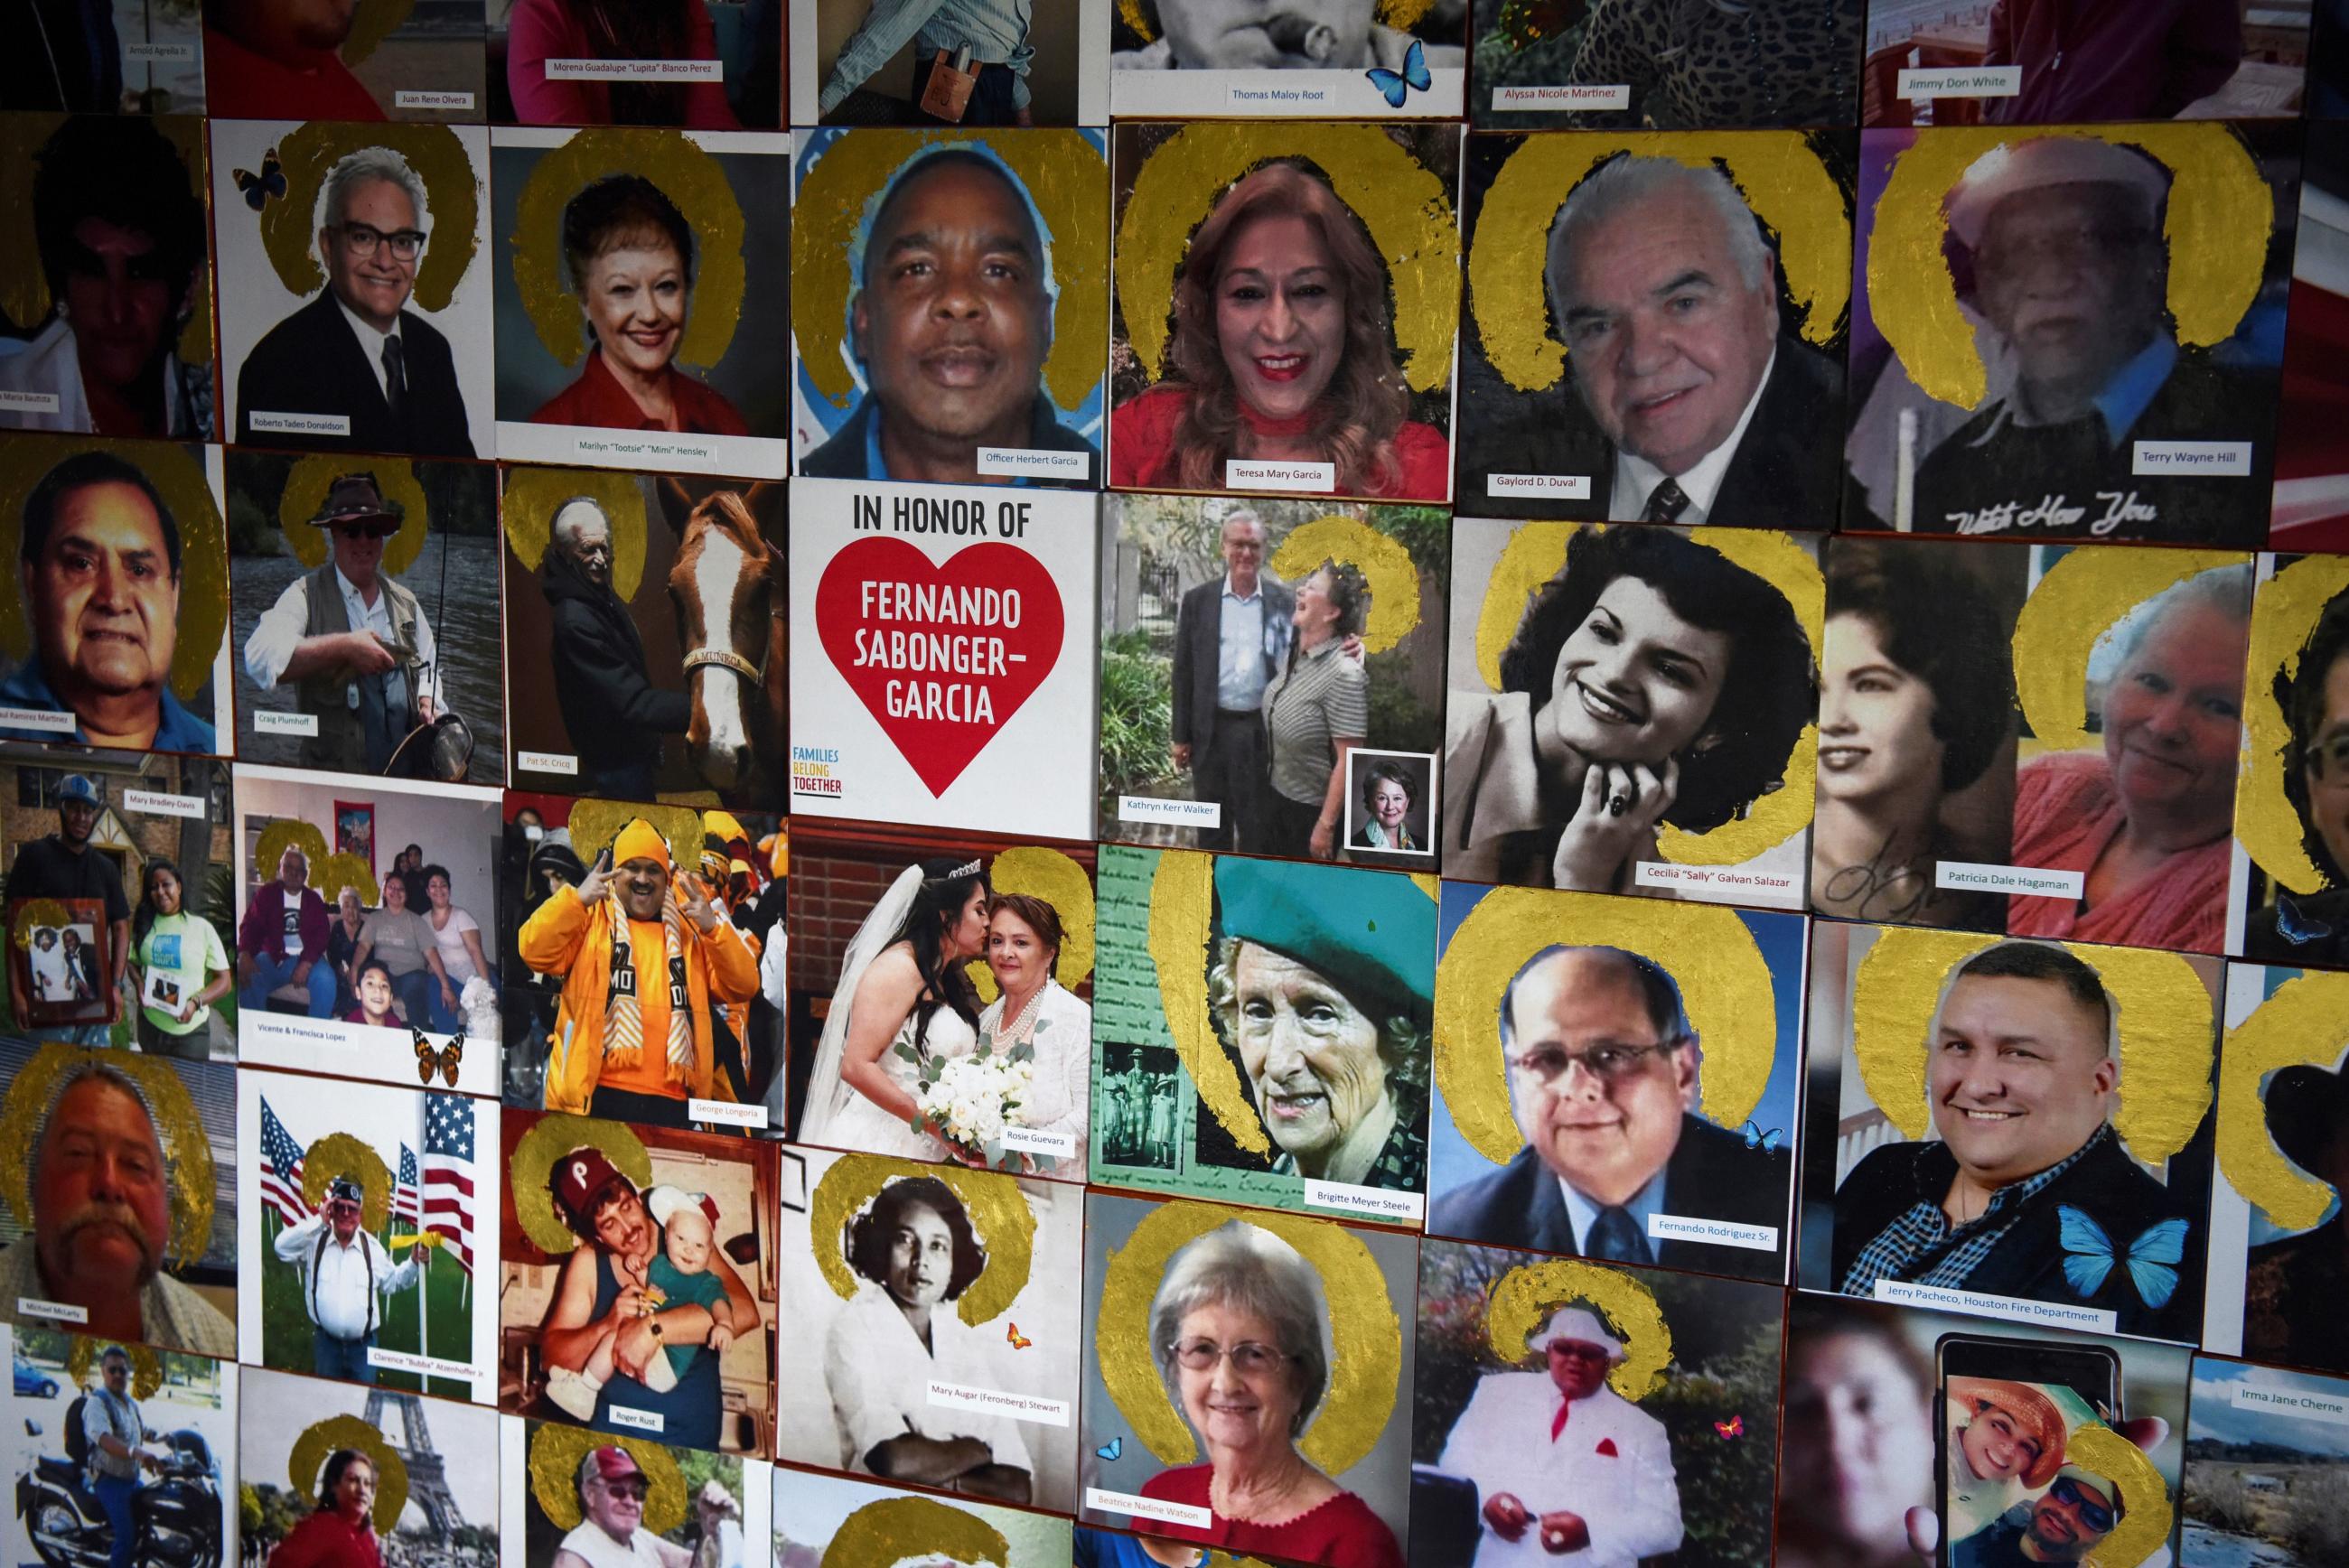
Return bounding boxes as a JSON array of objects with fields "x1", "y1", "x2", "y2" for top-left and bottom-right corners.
[{"x1": 679, "y1": 568, "x2": 785, "y2": 686}]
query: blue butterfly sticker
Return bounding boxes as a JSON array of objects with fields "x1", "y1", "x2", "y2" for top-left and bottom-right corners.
[
  {"x1": 2276, "y1": 894, "x2": 2334, "y2": 947},
  {"x1": 234, "y1": 149, "x2": 287, "y2": 213},
  {"x1": 1095, "y1": 1435, "x2": 1123, "y2": 1462},
  {"x1": 2056, "y1": 1205, "x2": 2188, "y2": 1310},
  {"x1": 1365, "y1": 39, "x2": 1430, "y2": 108},
  {"x1": 1742, "y1": 1120, "x2": 1783, "y2": 1153}
]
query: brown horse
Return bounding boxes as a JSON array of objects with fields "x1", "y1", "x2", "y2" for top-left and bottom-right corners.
[{"x1": 661, "y1": 479, "x2": 783, "y2": 801}]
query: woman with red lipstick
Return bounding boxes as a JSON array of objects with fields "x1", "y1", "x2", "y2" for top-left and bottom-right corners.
[
  {"x1": 532, "y1": 175, "x2": 749, "y2": 437},
  {"x1": 1110, "y1": 161, "x2": 1446, "y2": 500}
]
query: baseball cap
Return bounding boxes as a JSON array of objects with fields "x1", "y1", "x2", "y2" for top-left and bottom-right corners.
[
  {"x1": 579, "y1": 1446, "x2": 645, "y2": 1487},
  {"x1": 57, "y1": 775, "x2": 98, "y2": 805},
  {"x1": 550, "y1": 1146, "x2": 632, "y2": 1222}
]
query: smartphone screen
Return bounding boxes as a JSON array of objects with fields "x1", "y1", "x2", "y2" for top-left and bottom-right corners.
[{"x1": 1934, "y1": 1334, "x2": 2122, "y2": 1561}]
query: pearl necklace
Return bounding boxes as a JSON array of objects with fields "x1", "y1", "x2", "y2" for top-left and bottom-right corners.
[{"x1": 1000, "y1": 983, "x2": 1046, "y2": 1043}]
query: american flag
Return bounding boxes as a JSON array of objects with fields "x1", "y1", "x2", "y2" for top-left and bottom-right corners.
[
  {"x1": 257, "y1": 1097, "x2": 308, "y2": 1227},
  {"x1": 420, "y1": 1095, "x2": 476, "y2": 1272},
  {"x1": 393, "y1": 1144, "x2": 420, "y2": 1227}
]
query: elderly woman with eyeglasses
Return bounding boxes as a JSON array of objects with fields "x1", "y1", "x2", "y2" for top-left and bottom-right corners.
[{"x1": 1138, "y1": 1221, "x2": 1403, "y2": 1568}]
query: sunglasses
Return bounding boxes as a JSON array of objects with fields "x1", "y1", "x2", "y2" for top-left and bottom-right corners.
[
  {"x1": 2047, "y1": 1476, "x2": 2116, "y2": 1534},
  {"x1": 334, "y1": 522, "x2": 398, "y2": 540}
]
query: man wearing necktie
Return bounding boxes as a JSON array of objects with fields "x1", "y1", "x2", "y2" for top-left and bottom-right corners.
[{"x1": 1435, "y1": 1306, "x2": 1682, "y2": 1568}]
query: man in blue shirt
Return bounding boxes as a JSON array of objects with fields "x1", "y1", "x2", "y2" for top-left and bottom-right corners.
[
  {"x1": 1170, "y1": 511, "x2": 1290, "y2": 854},
  {"x1": 819, "y1": 0, "x2": 1034, "y2": 125}
]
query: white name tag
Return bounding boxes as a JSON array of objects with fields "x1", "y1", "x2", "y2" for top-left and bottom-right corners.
[
  {"x1": 1895, "y1": 66, "x2": 2022, "y2": 98},
  {"x1": 394, "y1": 89, "x2": 477, "y2": 109},
  {"x1": 689, "y1": 1097, "x2": 768, "y2": 1128},
  {"x1": 125, "y1": 789, "x2": 204, "y2": 819},
  {"x1": 2232, "y1": 1379, "x2": 2349, "y2": 1424},
  {"x1": 249, "y1": 410, "x2": 351, "y2": 437},
  {"x1": 2133, "y1": 440, "x2": 2253, "y2": 477},
  {"x1": 1118, "y1": 795, "x2": 1221, "y2": 827},
  {"x1": 1225, "y1": 459, "x2": 1335, "y2": 493},
  {"x1": 1872, "y1": 1279, "x2": 2117, "y2": 1334},
  {"x1": 1491, "y1": 83, "x2": 1629, "y2": 111},
  {"x1": 0, "y1": 390, "x2": 61, "y2": 414},
  {"x1": 126, "y1": 42, "x2": 196, "y2": 61},
  {"x1": 928, "y1": 1377, "x2": 1072, "y2": 1427},
  {"x1": 254, "y1": 710, "x2": 320, "y2": 737},
  {"x1": 16, "y1": 1297, "x2": 88, "y2": 1324},
  {"x1": 1000, "y1": 1125, "x2": 1078, "y2": 1159},
  {"x1": 1304, "y1": 1179, "x2": 1426, "y2": 1224},
  {"x1": 1487, "y1": 472, "x2": 1593, "y2": 499},
  {"x1": 1633, "y1": 861, "x2": 1802, "y2": 895},
  {"x1": 518, "y1": 751, "x2": 578, "y2": 775},
  {"x1": 368, "y1": 1346, "x2": 475, "y2": 1379},
  {"x1": 546, "y1": 58, "x2": 722, "y2": 80},
  {"x1": 977, "y1": 447, "x2": 1090, "y2": 481},
  {"x1": 1646, "y1": 1212, "x2": 1778, "y2": 1252},
  {"x1": 605, "y1": 1405, "x2": 665, "y2": 1433},
  {"x1": 0, "y1": 706, "x2": 78, "y2": 734},
  {"x1": 1934, "y1": 860, "x2": 2086, "y2": 899},
  {"x1": 1086, "y1": 1489, "x2": 1212, "y2": 1529},
  {"x1": 1227, "y1": 81, "x2": 1336, "y2": 107}
]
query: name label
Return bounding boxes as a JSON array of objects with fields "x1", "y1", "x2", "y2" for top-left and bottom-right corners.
[
  {"x1": 689, "y1": 1097, "x2": 769, "y2": 1129},
  {"x1": 1872, "y1": 1279, "x2": 2117, "y2": 1334},
  {"x1": 1488, "y1": 472, "x2": 1593, "y2": 499},
  {"x1": 249, "y1": 410, "x2": 351, "y2": 437},
  {"x1": 546, "y1": 59, "x2": 723, "y2": 80},
  {"x1": 1934, "y1": 860, "x2": 2086, "y2": 899},
  {"x1": 1647, "y1": 1212, "x2": 1778, "y2": 1252},
  {"x1": 518, "y1": 750, "x2": 578, "y2": 776},
  {"x1": 1228, "y1": 82, "x2": 1334, "y2": 107},
  {"x1": 1304, "y1": 1179, "x2": 1426, "y2": 1224},
  {"x1": 0, "y1": 390, "x2": 61, "y2": 414},
  {"x1": 605, "y1": 1405, "x2": 665, "y2": 1433},
  {"x1": 126, "y1": 42, "x2": 197, "y2": 61},
  {"x1": 2232, "y1": 1380, "x2": 2349, "y2": 1424},
  {"x1": 125, "y1": 789, "x2": 205, "y2": 819},
  {"x1": 1633, "y1": 861, "x2": 1801, "y2": 894},
  {"x1": 1118, "y1": 795, "x2": 1221, "y2": 827},
  {"x1": 2134, "y1": 441, "x2": 2253, "y2": 477},
  {"x1": 1000, "y1": 1125, "x2": 1079, "y2": 1159},
  {"x1": 1491, "y1": 83, "x2": 1629, "y2": 111},
  {"x1": 368, "y1": 1346, "x2": 475, "y2": 1379},
  {"x1": 394, "y1": 89, "x2": 477, "y2": 109},
  {"x1": 978, "y1": 447, "x2": 1090, "y2": 481},
  {"x1": 1895, "y1": 66, "x2": 2022, "y2": 98},
  {"x1": 1225, "y1": 459, "x2": 1335, "y2": 493},
  {"x1": 16, "y1": 1297, "x2": 88, "y2": 1324},
  {"x1": 254, "y1": 710, "x2": 320, "y2": 737},
  {"x1": 1086, "y1": 1489, "x2": 1212, "y2": 1529},
  {"x1": 928, "y1": 1378, "x2": 1072, "y2": 1427},
  {"x1": 0, "y1": 706, "x2": 78, "y2": 735}
]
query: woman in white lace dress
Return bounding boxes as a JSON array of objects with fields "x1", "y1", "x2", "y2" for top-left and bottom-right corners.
[{"x1": 976, "y1": 892, "x2": 1091, "y2": 1178}]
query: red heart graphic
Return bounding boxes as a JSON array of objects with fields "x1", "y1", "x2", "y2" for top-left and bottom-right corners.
[{"x1": 815, "y1": 537, "x2": 1064, "y2": 796}]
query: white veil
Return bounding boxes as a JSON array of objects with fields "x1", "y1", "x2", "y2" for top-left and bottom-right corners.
[{"x1": 779, "y1": 863, "x2": 924, "y2": 1139}]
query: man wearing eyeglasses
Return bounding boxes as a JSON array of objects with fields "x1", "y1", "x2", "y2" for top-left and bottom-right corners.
[
  {"x1": 1951, "y1": 1464, "x2": 2119, "y2": 1567},
  {"x1": 552, "y1": 1447, "x2": 693, "y2": 1568},
  {"x1": 241, "y1": 472, "x2": 445, "y2": 775},
  {"x1": 2248, "y1": 586, "x2": 2349, "y2": 966},
  {"x1": 82, "y1": 1346, "x2": 163, "y2": 1568},
  {"x1": 233, "y1": 147, "x2": 475, "y2": 458},
  {"x1": 1427, "y1": 946, "x2": 1790, "y2": 1280}
]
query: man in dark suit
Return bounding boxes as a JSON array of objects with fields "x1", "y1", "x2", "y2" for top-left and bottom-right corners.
[
  {"x1": 1169, "y1": 510, "x2": 1292, "y2": 854},
  {"x1": 1428, "y1": 945, "x2": 1791, "y2": 1282},
  {"x1": 234, "y1": 145, "x2": 473, "y2": 457}
]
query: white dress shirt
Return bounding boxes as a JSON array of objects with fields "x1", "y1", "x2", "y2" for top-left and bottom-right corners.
[
  {"x1": 272, "y1": 1212, "x2": 418, "y2": 1341},
  {"x1": 1606, "y1": 348, "x2": 1777, "y2": 527},
  {"x1": 1436, "y1": 1374, "x2": 1683, "y2": 1568},
  {"x1": 334, "y1": 294, "x2": 405, "y2": 403},
  {"x1": 242, "y1": 563, "x2": 444, "y2": 714},
  {"x1": 822, "y1": 1285, "x2": 1034, "y2": 1477}
]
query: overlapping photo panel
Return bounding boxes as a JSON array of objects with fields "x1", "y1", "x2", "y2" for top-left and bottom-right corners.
[
  {"x1": 502, "y1": 467, "x2": 783, "y2": 807},
  {"x1": 1468, "y1": 0, "x2": 1859, "y2": 128},
  {"x1": 792, "y1": 0, "x2": 1108, "y2": 126},
  {"x1": 2232, "y1": 550, "x2": 2349, "y2": 966},
  {"x1": 492, "y1": 126, "x2": 793, "y2": 478},
  {"x1": 1412, "y1": 1238, "x2": 1784, "y2": 1568},
  {"x1": 0, "y1": 4, "x2": 205, "y2": 112},
  {"x1": 1798, "y1": 920, "x2": 2222, "y2": 1346},
  {"x1": 502, "y1": 1417, "x2": 767, "y2": 1568},
  {"x1": 0, "y1": 1041, "x2": 237, "y2": 1360},
  {"x1": 2179, "y1": 1356, "x2": 2349, "y2": 1567},
  {"x1": 211, "y1": 118, "x2": 494, "y2": 461},
  {"x1": 1090, "y1": 846, "x2": 1433, "y2": 1224},
  {"x1": 227, "y1": 452, "x2": 505, "y2": 786},
  {"x1": 0, "y1": 115, "x2": 215, "y2": 441},
  {"x1": 1445, "y1": 515, "x2": 1821, "y2": 908},
  {"x1": 1076, "y1": 1190, "x2": 1418, "y2": 1567},
  {"x1": 0, "y1": 743, "x2": 232, "y2": 1059},
  {"x1": 0, "y1": 434, "x2": 232, "y2": 756},
  {"x1": 498, "y1": 1109, "x2": 779, "y2": 1451},
  {"x1": 776, "y1": 1467, "x2": 1075, "y2": 1566},
  {"x1": 1106, "y1": 0, "x2": 1468, "y2": 118},
  {"x1": 2277, "y1": 119, "x2": 2349, "y2": 552},
  {"x1": 783, "y1": 822, "x2": 1093, "y2": 1175},
  {"x1": 788, "y1": 477, "x2": 1100, "y2": 842},
  {"x1": 229, "y1": 762, "x2": 505, "y2": 1081},
  {"x1": 791, "y1": 127, "x2": 1109, "y2": 489},
  {"x1": 1100, "y1": 495, "x2": 1449, "y2": 865},
  {"x1": 201, "y1": 0, "x2": 487, "y2": 121},
  {"x1": 491, "y1": 0, "x2": 782, "y2": 128},
  {"x1": 772, "y1": 1148, "x2": 1085, "y2": 1512},
  {"x1": 1844, "y1": 120, "x2": 2298, "y2": 546},
  {"x1": 1107, "y1": 122, "x2": 1461, "y2": 506},
  {"x1": 1454, "y1": 129, "x2": 1855, "y2": 527},
  {"x1": 1427, "y1": 884, "x2": 1802, "y2": 1285}
]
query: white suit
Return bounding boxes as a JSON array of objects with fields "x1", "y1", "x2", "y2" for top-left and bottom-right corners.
[{"x1": 1436, "y1": 1374, "x2": 1682, "y2": 1568}]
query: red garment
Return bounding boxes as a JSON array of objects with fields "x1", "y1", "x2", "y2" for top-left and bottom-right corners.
[
  {"x1": 2006, "y1": 750, "x2": 2229, "y2": 953},
  {"x1": 531, "y1": 350, "x2": 750, "y2": 436},
  {"x1": 201, "y1": 24, "x2": 383, "y2": 120},
  {"x1": 505, "y1": 0, "x2": 741, "y2": 128},
  {"x1": 239, "y1": 883, "x2": 332, "y2": 967},
  {"x1": 1109, "y1": 384, "x2": 1450, "y2": 500},
  {"x1": 266, "y1": 1510, "x2": 382, "y2": 1568},
  {"x1": 1137, "y1": 1464, "x2": 1405, "y2": 1568},
  {"x1": 1982, "y1": 0, "x2": 2241, "y2": 123}
]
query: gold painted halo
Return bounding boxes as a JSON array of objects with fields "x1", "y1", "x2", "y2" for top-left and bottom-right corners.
[
  {"x1": 12, "y1": 899, "x2": 71, "y2": 951},
  {"x1": 342, "y1": 0, "x2": 418, "y2": 67},
  {"x1": 0, "y1": 1043, "x2": 213, "y2": 1269},
  {"x1": 255, "y1": 821, "x2": 332, "y2": 890},
  {"x1": 1146, "y1": 850, "x2": 1268, "y2": 1158},
  {"x1": 564, "y1": 801, "x2": 707, "y2": 870},
  {"x1": 970, "y1": 845, "x2": 1097, "y2": 1004},
  {"x1": 0, "y1": 436, "x2": 229, "y2": 704},
  {"x1": 2062, "y1": 1423, "x2": 2172, "y2": 1568},
  {"x1": 807, "y1": 1153, "x2": 1036, "y2": 1328},
  {"x1": 2239, "y1": 555, "x2": 2349, "y2": 895},
  {"x1": 2215, "y1": 971, "x2": 2349, "y2": 1232},
  {"x1": 501, "y1": 467, "x2": 652, "y2": 606},
  {"x1": 2011, "y1": 547, "x2": 2246, "y2": 754},
  {"x1": 1094, "y1": 1199, "x2": 1400, "y2": 1475},
  {"x1": 256, "y1": 122, "x2": 481, "y2": 313},
  {"x1": 1483, "y1": 1258, "x2": 1671, "y2": 1402},
  {"x1": 1848, "y1": 929, "x2": 2214, "y2": 1164},
  {"x1": 1469, "y1": 132, "x2": 1850, "y2": 393},
  {"x1": 1868, "y1": 124, "x2": 2269, "y2": 411},
  {"x1": 1118, "y1": 124, "x2": 1459, "y2": 395},
  {"x1": 66, "y1": 1338, "x2": 162, "y2": 1400},
  {"x1": 276, "y1": 456, "x2": 433, "y2": 579},
  {"x1": 527, "y1": 1425, "x2": 688, "y2": 1536},
  {"x1": 1115, "y1": 0, "x2": 1435, "y2": 38},
  {"x1": 1434, "y1": 887, "x2": 1775, "y2": 1164},
  {"x1": 819, "y1": 1497, "x2": 1010, "y2": 1568},
  {"x1": 795, "y1": 129, "x2": 1107, "y2": 415},
  {"x1": 510, "y1": 1114, "x2": 655, "y2": 1256},
  {"x1": 1269, "y1": 516, "x2": 1423, "y2": 656},
  {"x1": 317, "y1": 854, "x2": 382, "y2": 912},
  {"x1": 301, "y1": 1132, "x2": 394, "y2": 1234},
  {"x1": 288, "y1": 1414, "x2": 409, "y2": 1536}
]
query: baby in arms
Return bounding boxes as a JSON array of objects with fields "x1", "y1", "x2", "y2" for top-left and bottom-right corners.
[{"x1": 547, "y1": 1185, "x2": 744, "y2": 1418}]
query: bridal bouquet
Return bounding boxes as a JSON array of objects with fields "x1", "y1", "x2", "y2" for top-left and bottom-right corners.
[{"x1": 909, "y1": 1043, "x2": 1035, "y2": 1168}]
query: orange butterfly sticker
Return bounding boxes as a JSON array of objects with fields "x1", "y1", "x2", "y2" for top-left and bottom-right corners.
[{"x1": 1006, "y1": 1323, "x2": 1033, "y2": 1350}]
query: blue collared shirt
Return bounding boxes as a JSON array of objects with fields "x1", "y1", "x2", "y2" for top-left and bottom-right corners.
[
  {"x1": 819, "y1": 0, "x2": 1034, "y2": 113},
  {"x1": 1216, "y1": 577, "x2": 1270, "y2": 712},
  {"x1": 2087, "y1": 334, "x2": 2178, "y2": 447},
  {"x1": 1558, "y1": 1169, "x2": 1669, "y2": 1257},
  {"x1": 0, "y1": 658, "x2": 217, "y2": 753},
  {"x1": 862, "y1": 400, "x2": 1037, "y2": 488}
]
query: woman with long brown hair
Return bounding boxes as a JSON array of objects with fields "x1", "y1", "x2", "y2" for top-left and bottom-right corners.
[{"x1": 507, "y1": 0, "x2": 743, "y2": 127}]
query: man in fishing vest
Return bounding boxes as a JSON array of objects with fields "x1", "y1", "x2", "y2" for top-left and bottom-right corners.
[
  {"x1": 270, "y1": 1174, "x2": 420, "y2": 1384},
  {"x1": 241, "y1": 471, "x2": 444, "y2": 773}
]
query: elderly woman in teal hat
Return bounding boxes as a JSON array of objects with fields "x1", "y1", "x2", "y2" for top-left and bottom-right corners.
[{"x1": 1207, "y1": 858, "x2": 1434, "y2": 1193}]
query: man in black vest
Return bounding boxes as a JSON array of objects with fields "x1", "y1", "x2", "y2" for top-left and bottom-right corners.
[
  {"x1": 541, "y1": 497, "x2": 688, "y2": 801},
  {"x1": 269, "y1": 1175, "x2": 420, "y2": 1385}
]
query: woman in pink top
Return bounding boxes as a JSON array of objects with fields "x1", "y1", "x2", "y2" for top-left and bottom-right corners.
[
  {"x1": 2007, "y1": 565, "x2": 2252, "y2": 952},
  {"x1": 506, "y1": 0, "x2": 741, "y2": 127}
]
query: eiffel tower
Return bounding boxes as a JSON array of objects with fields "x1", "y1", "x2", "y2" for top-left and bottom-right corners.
[{"x1": 362, "y1": 1389, "x2": 465, "y2": 1537}]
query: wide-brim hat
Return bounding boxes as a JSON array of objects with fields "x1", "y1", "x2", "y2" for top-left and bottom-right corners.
[
  {"x1": 2264, "y1": 1062, "x2": 2349, "y2": 1175},
  {"x1": 1945, "y1": 136, "x2": 2169, "y2": 252},
  {"x1": 1212, "y1": 857, "x2": 1434, "y2": 1023},
  {"x1": 306, "y1": 472, "x2": 401, "y2": 531}
]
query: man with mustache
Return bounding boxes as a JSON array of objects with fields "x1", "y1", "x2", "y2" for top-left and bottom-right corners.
[
  {"x1": 6, "y1": 772, "x2": 130, "y2": 1041},
  {"x1": 201, "y1": 0, "x2": 383, "y2": 120},
  {"x1": 0, "y1": 1060, "x2": 234, "y2": 1356},
  {"x1": 1952, "y1": 1465, "x2": 2120, "y2": 1568},
  {"x1": 270, "y1": 1174, "x2": 422, "y2": 1385},
  {"x1": 237, "y1": 845, "x2": 337, "y2": 1020},
  {"x1": 552, "y1": 1447, "x2": 692, "y2": 1568},
  {"x1": 539, "y1": 497, "x2": 688, "y2": 802},
  {"x1": 1833, "y1": 941, "x2": 2201, "y2": 1339},
  {"x1": 801, "y1": 149, "x2": 1094, "y2": 487}
]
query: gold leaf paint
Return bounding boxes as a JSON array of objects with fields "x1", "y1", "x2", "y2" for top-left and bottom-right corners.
[
  {"x1": 510, "y1": 1114, "x2": 655, "y2": 1257},
  {"x1": 66, "y1": 1338, "x2": 162, "y2": 1399},
  {"x1": 1475, "y1": 522, "x2": 1573, "y2": 694},
  {"x1": 1114, "y1": 0, "x2": 1432, "y2": 42},
  {"x1": 301, "y1": 1132, "x2": 395, "y2": 1233},
  {"x1": 11, "y1": 900, "x2": 70, "y2": 949},
  {"x1": 0, "y1": 1045, "x2": 214, "y2": 1273},
  {"x1": 2062, "y1": 1423, "x2": 2171, "y2": 1568},
  {"x1": 2011, "y1": 547, "x2": 2243, "y2": 754},
  {"x1": 501, "y1": 466, "x2": 652, "y2": 606},
  {"x1": 969, "y1": 845, "x2": 1097, "y2": 1004},
  {"x1": 819, "y1": 1496, "x2": 1010, "y2": 1568},
  {"x1": 2238, "y1": 555, "x2": 2349, "y2": 894},
  {"x1": 0, "y1": 436, "x2": 228, "y2": 704},
  {"x1": 1869, "y1": 124, "x2": 2269, "y2": 411},
  {"x1": 1269, "y1": 516, "x2": 1424, "y2": 654},
  {"x1": 289, "y1": 1413, "x2": 410, "y2": 1535},
  {"x1": 342, "y1": 0, "x2": 418, "y2": 68},
  {"x1": 807, "y1": 1153, "x2": 1037, "y2": 1328},
  {"x1": 2215, "y1": 971, "x2": 2349, "y2": 1232},
  {"x1": 316, "y1": 853, "x2": 382, "y2": 912},
  {"x1": 1848, "y1": 929, "x2": 2213, "y2": 1163},
  {"x1": 255, "y1": 821, "x2": 333, "y2": 895},
  {"x1": 260, "y1": 122, "x2": 481, "y2": 313},
  {"x1": 511, "y1": 128, "x2": 744, "y2": 371},
  {"x1": 527, "y1": 1424, "x2": 688, "y2": 1536},
  {"x1": 1469, "y1": 131, "x2": 1850, "y2": 393},
  {"x1": 1147, "y1": 851, "x2": 1268, "y2": 1157},
  {"x1": 276, "y1": 456, "x2": 434, "y2": 578},
  {"x1": 1116, "y1": 124, "x2": 1458, "y2": 394},
  {"x1": 1483, "y1": 1258, "x2": 1671, "y2": 1403},
  {"x1": 1433, "y1": 887, "x2": 1776, "y2": 1166},
  {"x1": 564, "y1": 801, "x2": 709, "y2": 871},
  {"x1": 793, "y1": 130, "x2": 1109, "y2": 414},
  {"x1": 1094, "y1": 1199, "x2": 1400, "y2": 1476}
]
